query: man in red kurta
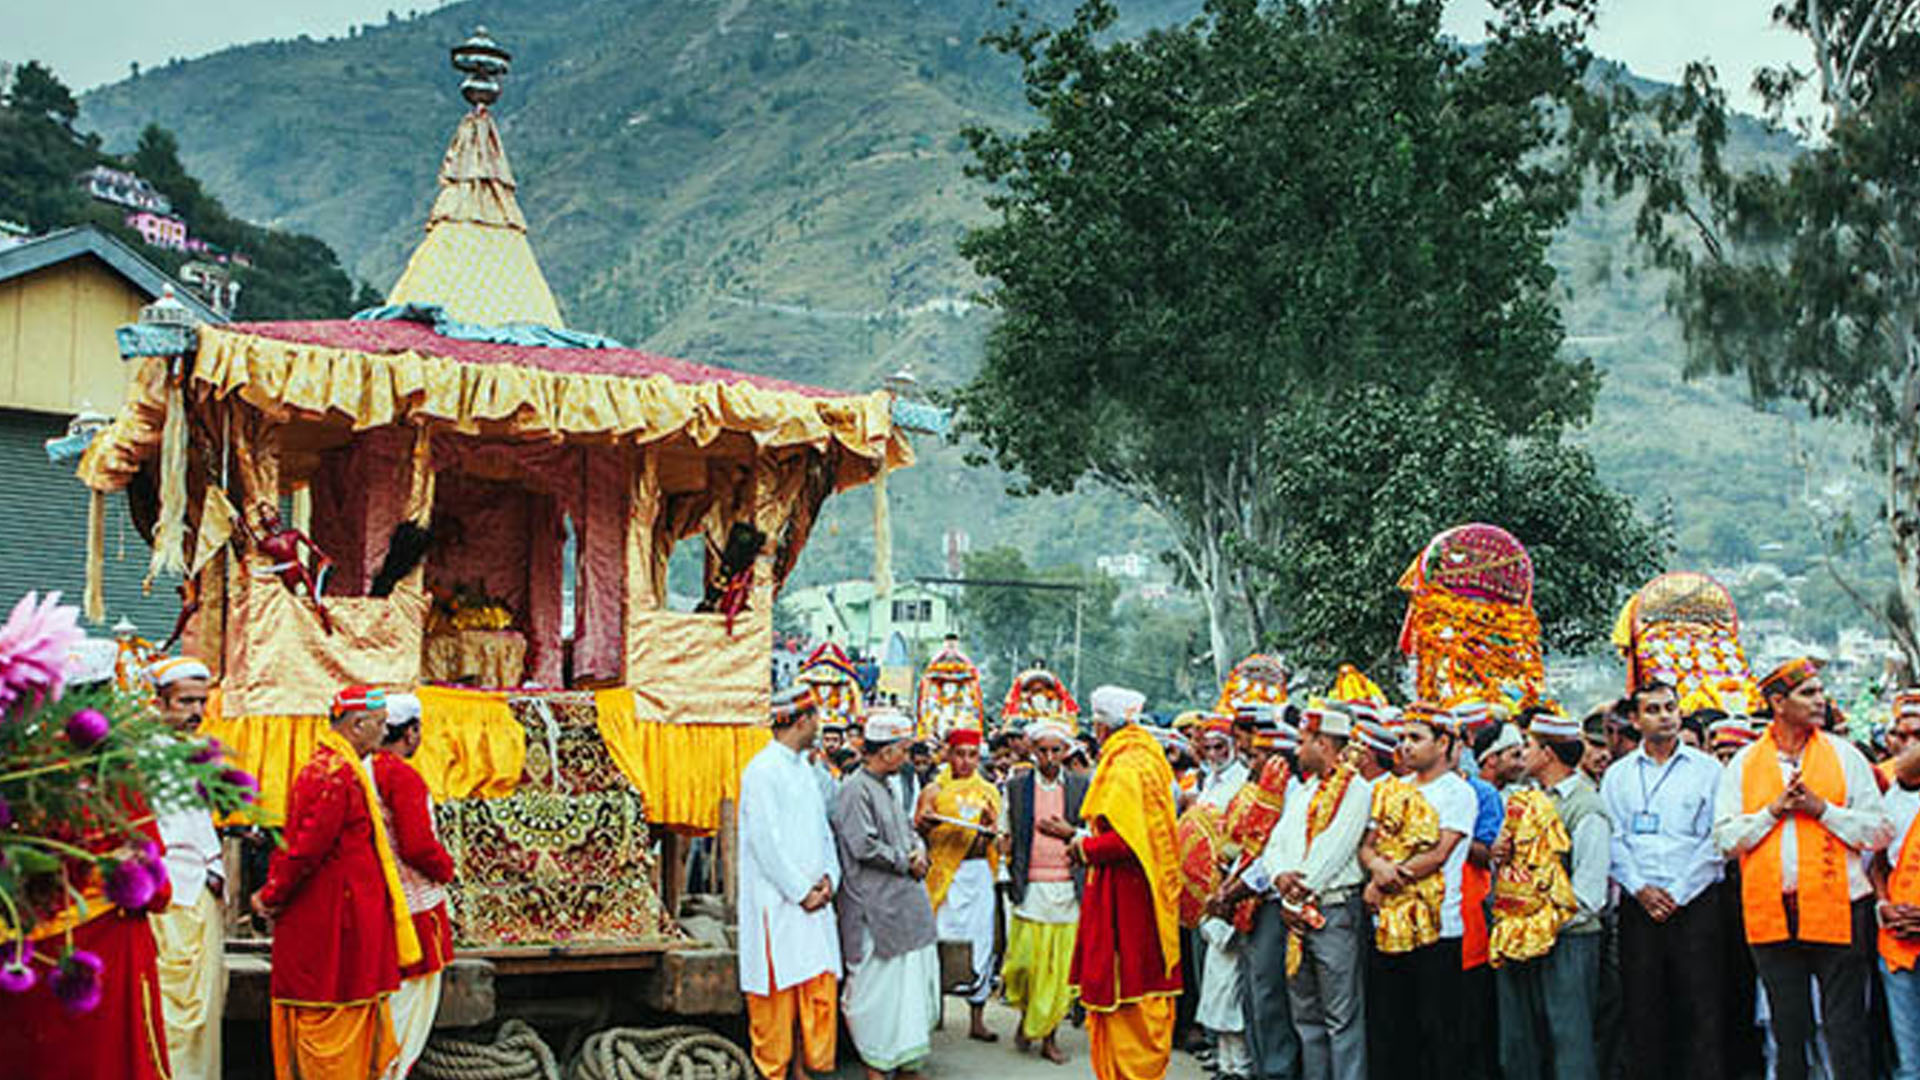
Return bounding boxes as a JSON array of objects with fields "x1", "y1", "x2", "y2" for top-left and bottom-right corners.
[
  {"x1": 372, "y1": 692, "x2": 457, "y2": 1077},
  {"x1": 1071, "y1": 686, "x2": 1183, "y2": 1080},
  {"x1": 253, "y1": 685, "x2": 422, "y2": 1080}
]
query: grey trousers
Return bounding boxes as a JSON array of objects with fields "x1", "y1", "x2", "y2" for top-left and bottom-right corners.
[
  {"x1": 1243, "y1": 900, "x2": 1303, "y2": 1080},
  {"x1": 1495, "y1": 930, "x2": 1600, "y2": 1080},
  {"x1": 1285, "y1": 893, "x2": 1367, "y2": 1080}
]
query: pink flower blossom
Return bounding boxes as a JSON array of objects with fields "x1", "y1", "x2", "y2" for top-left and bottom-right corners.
[
  {"x1": 104, "y1": 853, "x2": 158, "y2": 911},
  {"x1": 0, "y1": 592, "x2": 83, "y2": 716},
  {"x1": 221, "y1": 768, "x2": 260, "y2": 803},
  {"x1": 50, "y1": 948, "x2": 102, "y2": 1013},
  {"x1": 0, "y1": 941, "x2": 33, "y2": 994},
  {"x1": 64, "y1": 708, "x2": 110, "y2": 749}
]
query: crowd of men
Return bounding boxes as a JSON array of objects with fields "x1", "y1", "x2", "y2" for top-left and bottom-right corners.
[{"x1": 737, "y1": 657, "x2": 1920, "y2": 1080}]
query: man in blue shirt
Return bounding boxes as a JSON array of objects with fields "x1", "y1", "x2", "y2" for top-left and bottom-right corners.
[{"x1": 1601, "y1": 675, "x2": 1728, "y2": 1080}]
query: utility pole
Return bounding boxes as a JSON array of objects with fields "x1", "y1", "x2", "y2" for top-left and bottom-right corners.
[{"x1": 916, "y1": 575, "x2": 1088, "y2": 701}]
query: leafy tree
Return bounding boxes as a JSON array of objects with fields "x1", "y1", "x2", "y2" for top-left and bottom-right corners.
[
  {"x1": 1590, "y1": 2, "x2": 1920, "y2": 670},
  {"x1": 10, "y1": 62, "x2": 79, "y2": 129},
  {"x1": 958, "y1": 0, "x2": 1607, "y2": 679},
  {"x1": 1246, "y1": 384, "x2": 1663, "y2": 678}
]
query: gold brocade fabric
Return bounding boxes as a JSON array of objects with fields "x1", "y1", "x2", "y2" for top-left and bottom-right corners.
[
  {"x1": 388, "y1": 221, "x2": 563, "y2": 328},
  {"x1": 78, "y1": 325, "x2": 911, "y2": 496},
  {"x1": 413, "y1": 686, "x2": 528, "y2": 801},
  {"x1": 1489, "y1": 789, "x2": 1576, "y2": 968},
  {"x1": 594, "y1": 689, "x2": 771, "y2": 833},
  {"x1": 924, "y1": 773, "x2": 1001, "y2": 911},
  {"x1": 1369, "y1": 778, "x2": 1444, "y2": 955},
  {"x1": 221, "y1": 570, "x2": 430, "y2": 718},
  {"x1": 623, "y1": 608, "x2": 772, "y2": 725},
  {"x1": 421, "y1": 628, "x2": 527, "y2": 687}
]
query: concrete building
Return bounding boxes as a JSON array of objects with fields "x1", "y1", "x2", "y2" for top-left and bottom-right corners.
[
  {"x1": 0, "y1": 226, "x2": 219, "y2": 633},
  {"x1": 780, "y1": 579, "x2": 955, "y2": 658}
]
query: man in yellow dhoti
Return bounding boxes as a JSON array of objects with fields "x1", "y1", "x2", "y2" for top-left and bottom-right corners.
[
  {"x1": 915, "y1": 726, "x2": 1003, "y2": 1042},
  {"x1": 149, "y1": 656, "x2": 227, "y2": 1080},
  {"x1": 1070, "y1": 686, "x2": 1183, "y2": 1080},
  {"x1": 1000, "y1": 721, "x2": 1087, "y2": 1063}
]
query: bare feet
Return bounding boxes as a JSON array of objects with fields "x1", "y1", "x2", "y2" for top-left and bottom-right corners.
[
  {"x1": 968, "y1": 1004, "x2": 998, "y2": 1043},
  {"x1": 1041, "y1": 1038, "x2": 1069, "y2": 1065},
  {"x1": 1015, "y1": 1030, "x2": 1033, "y2": 1053}
]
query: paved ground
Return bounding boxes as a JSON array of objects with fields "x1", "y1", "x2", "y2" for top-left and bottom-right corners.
[{"x1": 823, "y1": 997, "x2": 1208, "y2": 1079}]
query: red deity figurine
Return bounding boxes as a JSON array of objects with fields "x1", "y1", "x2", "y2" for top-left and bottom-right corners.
[{"x1": 244, "y1": 508, "x2": 335, "y2": 634}]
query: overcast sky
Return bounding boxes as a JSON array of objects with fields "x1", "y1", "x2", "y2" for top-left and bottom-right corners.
[{"x1": 2, "y1": 0, "x2": 1812, "y2": 117}]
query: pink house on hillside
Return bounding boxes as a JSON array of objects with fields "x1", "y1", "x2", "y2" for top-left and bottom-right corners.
[{"x1": 125, "y1": 211, "x2": 187, "y2": 251}]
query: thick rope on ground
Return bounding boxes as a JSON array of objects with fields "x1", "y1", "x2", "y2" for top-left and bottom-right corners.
[
  {"x1": 569, "y1": 1024, "x2": 755, "y2": 1080},
  {"x1": 415, "y1": 1018, "x2": 562, "y2": 1080}
]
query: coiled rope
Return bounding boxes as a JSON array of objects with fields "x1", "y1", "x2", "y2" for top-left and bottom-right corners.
[
  {"x1": 569, "y1": 1025, "x2": 755, "y2": 1080},
  {"x1": 415, "y1": 1019, "x2": 562, "y2": 1080}
]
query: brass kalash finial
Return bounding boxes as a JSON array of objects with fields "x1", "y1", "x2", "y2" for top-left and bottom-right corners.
[{"x1": 451, "y1": 26, "x2": 511, "y2": 109}]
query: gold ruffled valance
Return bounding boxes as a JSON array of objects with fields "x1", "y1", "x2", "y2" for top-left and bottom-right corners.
[{"x1": 78, "y1": 324, "x2": 911, "y2": 495}]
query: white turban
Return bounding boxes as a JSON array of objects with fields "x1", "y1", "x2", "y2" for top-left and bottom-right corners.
[
  {"x1": 384, "y1": 692, "x2": 423, "y2": 729},
  {"x1": 1027, "y1": 721, "x2": 1075, "y2": 747},
  {"x1": 1089, "y1": 685, "x2": 1146, "y2": 725}
]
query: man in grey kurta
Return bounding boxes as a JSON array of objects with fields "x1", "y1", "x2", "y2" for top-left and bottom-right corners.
[{"x1": 833, "y1": 710, "x2": 941, "y2": 1078}]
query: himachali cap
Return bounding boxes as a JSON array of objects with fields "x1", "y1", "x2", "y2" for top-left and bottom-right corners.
[
  {"x1": 1757, "y1": 657, "x2": 1822, "y2": 703},
  {"x1": 1355, "y1": 719, "x2": 1398, "y2": 755},
  {"x1": 150, "y1": 656, "x2": 212, "y2": 687},
  {"x1": 384, "y1": 692, "x2": 422, "y2": 728},
  {"x1": 771, "y1": 684, "x2": 819, "y2": 726},
  {"x1": 1895, "y1": 691, "x2": 1920, "y2": 722},
  {"x1": 1529, "y1": 711, "x2": 1583, "y2": 742},
  {"x1": 1251, "y1": 708, "x2": 1300, "y2": 751},
  {"x1": 1090, "y1": 685, "x2": 1147, "y2": 726},
  {"x1": 1303, "y1": 701, "x2": 1354, "y2": 739},
  {"x1": 946, "y1": 727, "x2": 983, "y2": 748},
  {"x1": 1447, "y1": 700, "x2": 1494, "y2": 736},
  {"x1": 1711, "y1": 717, "x2": 1759, "y2": 750},
  {"x1": 331, "y1": 685, "x2": 387, "y2": 719},
  {"x1": 864, "y1": 709, "x2": 914, "y2": 745},
  {"x1": 1484, "y1": 722, "x2": 1524, "y2": 756}
]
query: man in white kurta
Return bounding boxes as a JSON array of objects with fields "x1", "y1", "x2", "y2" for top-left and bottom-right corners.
[
  {"x1": 739, "y1": 686, "x2": 843, "y2": 1080},
  {"x1": 1196, "y1": 721, "x2": 1259, "y2": 1079},
  {"x1": 149, "y1": 656, "x2": 227, "y2": 1080}
]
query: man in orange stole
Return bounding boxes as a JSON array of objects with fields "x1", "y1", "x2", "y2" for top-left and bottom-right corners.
[
  {"x1": 1070, "y1": 685, "x2": 1183, "y2": 1080},
  {"x1": 371, "y1": 693, "x2": 457, "y2": 1077},
  {"x1": 1714, "y1": 658, "x2": 1890, "y2": 1080},
  {"x1": 253, "y1": 685, "x2": 422, "y2": 1080}
]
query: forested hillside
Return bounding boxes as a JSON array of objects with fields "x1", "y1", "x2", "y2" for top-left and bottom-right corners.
[{"x1": 69, "y1": 0, "x2": 1889, "y2": 659}]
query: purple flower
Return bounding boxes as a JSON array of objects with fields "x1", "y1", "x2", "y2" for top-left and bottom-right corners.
[
  {"x1": 0, "y1": 794, "x2": 11, "y2": 829},
  {"x1": 49, "y1": 949, "x2": 102, "y2": 1013},
  {"x1": 220, "y1": 768, "x2": 259, "y2": 803},
  {"x1": 189, "y1": 739, "x2": 226, "y2": 765},
  {"x1": 0, "y1": 592, "x2": 83, "y2": 715},
  {"x1": 0, "y1": 941, "x2": 33, "y2": 994},
  {"x1": 64, "y1": 708, "x2": 110, "y2": 749},
  {"x1": 104, "y1": 854, "x2": 158, "y2": 911}
]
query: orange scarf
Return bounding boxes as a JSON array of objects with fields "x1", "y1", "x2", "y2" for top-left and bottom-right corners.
[
  {"x1": 1083, "y1": 725, "x2": 1183, "y2": 976},
  {"x1": 1739, "y1": 726, "x2": 1851, "y2": 946},
  {"x1": 1883, "y1": 814, "x2": 1920, "y2": 971},
  {"x1": 1285, "y1": 765, "x2": 1358, "y2": 975},
  {"x1": 318, "y1": 730, "x2": 423, "y2": 968}
]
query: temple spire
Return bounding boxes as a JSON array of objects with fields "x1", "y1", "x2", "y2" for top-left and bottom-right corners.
[{"x1": 386, "y1": 27, "x2": 564, "y2": 328}]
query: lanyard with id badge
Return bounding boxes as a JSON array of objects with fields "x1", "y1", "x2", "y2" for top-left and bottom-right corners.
[{"x1": 1633, "y1": 755, "x2": 1681, "y2": 834}]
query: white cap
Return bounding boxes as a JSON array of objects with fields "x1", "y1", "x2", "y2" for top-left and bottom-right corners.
[
  {"x1": 1027, "y1": 721, "x2": 1075, "y2": 747},
  {"x1": 385, "y1": 692, "x2": 422, "y2": 729},
  {"x1": 149, "y1": 655, "x2": 211, "y2": 688},
  {"x1": 864, "y1": 709, "x2": 913, "y2": 745},
  {"x1": 68, "y1": 638, "x2": 120, "y2": 688},
  {"x1": 1089, "y1": 685, "x2": 1146, "y2": 725},
  {"x1": 1484, "y1": 722, "x2": 1524, "y2": 756}
]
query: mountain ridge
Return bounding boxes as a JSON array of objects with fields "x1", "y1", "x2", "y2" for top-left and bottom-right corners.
[{"x1": 69, "y1": 0, "x2": 1888, "y2": 651}]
